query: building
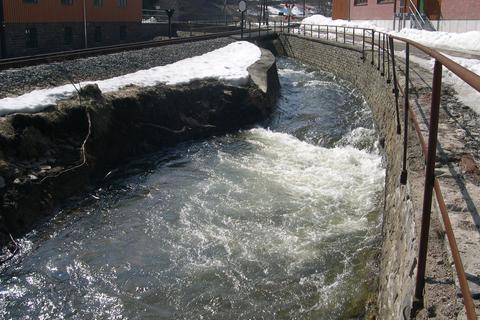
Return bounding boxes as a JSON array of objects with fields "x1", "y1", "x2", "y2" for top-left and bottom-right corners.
[
  {"x1": 0, "y1": 0, "x2": 146, "y2": 58},
  {"x1": 332, "y1": 0, "x2": 480, "y2": 32}
]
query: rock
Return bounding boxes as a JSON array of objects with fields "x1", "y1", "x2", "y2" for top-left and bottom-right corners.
[
  {"x1": 460, "y1": 154, "x2": 480, "y2": 182},
  {"x1": 79, "y1": 84, "x2": 103, "y2": 101}
]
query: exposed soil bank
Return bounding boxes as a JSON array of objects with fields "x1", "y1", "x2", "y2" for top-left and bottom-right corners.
[{"x1": 0, "y1": 48, "x2": 280, "y2": 248}]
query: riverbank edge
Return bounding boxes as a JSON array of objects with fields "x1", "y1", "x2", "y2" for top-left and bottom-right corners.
[
  {"x1": 0, "y1": 48, "x2": 280, "y2": 248},
  {"x1": 256, "y1": 34, "x2": 425, "y2": 318}
]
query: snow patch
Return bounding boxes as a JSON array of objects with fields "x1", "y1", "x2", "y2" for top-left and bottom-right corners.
[
  {"x1": 391, "y1": 28, "x2": 480, "y2": 54},
  {"x1": 301, "y1": 14, "x2": 387, "y2": 32},
  {"x1": 397, "y1": 50, "x2": 480, "y2": 114},
  {"x1": 0, "y1": 41, "x2": 262, "y2": 116}
]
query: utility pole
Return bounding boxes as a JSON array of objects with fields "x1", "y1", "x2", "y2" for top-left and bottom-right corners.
[
  {"x1": 0, "y1": 0, "x2": 6, "y2": 58},
  {"x1": 83, "y1": 0, "x2": 88, "y2": 48}
]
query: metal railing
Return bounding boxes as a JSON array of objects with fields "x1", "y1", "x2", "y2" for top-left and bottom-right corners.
[{"x1": 272, "y1": 24, "x2": 479, "y2": 319}]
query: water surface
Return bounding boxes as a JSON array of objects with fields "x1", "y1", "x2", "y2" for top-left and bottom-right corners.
[{"x1": 0, "y1": 58, "x2": 385, "y2": 319}]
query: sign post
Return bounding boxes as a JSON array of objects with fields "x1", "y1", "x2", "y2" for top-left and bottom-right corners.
[
  {"x1": 166, "y1": 9, "x2": 175, "y2": 39},
  {"x1": 239, "y1": 1, "x2": 247, "y2": 39}
]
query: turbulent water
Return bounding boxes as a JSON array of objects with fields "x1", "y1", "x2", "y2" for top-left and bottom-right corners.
[{"x1": 0, "y1": 58, "x2": 385, "y2": 319}]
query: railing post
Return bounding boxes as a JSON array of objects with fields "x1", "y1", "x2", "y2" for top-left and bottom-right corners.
[
  {"x1": 274, "y1": 21, "x2": 276, "y2": 33},
  {"x1": 353, "y1": 27, "x2": 355, "y2": 45},
  {"x1": 389, "y1": 36, "x2": 401, "y2": 135},
  {"x1": 377, "y1": 32, "x2": 381, "y2": 70},
  {"x1": 336, "y1": 26, "x2": 338, "y2": 42},
  {"x1": 414, "y1": 59, "x2": 443, "y2": 307},
  {"x1": 310, "y1": 24, "x2": 313, "y2": 37},
  {"x1": 401, "y1": 42, "x2": 410, "y2": 185},
  {"x1": 343, "y1": 27, "x2": 346, "y2": 43},
  {"x1": 362, "y1": 29, "x2": 365, "y2": 61},
  {"x1": 387, "y1": 35, "x2": 391, "y2": 83},
  {"x1": 327, "y1": 25, "x2": 329, "y2": 40},
  {"x1": 382, "y1": 33, "x2": 386, "y2": 76},
  {"x1": 318, "y1": 25, "x2": 320, "y2": 38},
  {"x1": 371, "y1": 30, "x2": 375, "y2": 65}
]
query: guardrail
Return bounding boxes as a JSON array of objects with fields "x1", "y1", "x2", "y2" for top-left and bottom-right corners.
[{"x1": 272, "y1": 23, "x2": 479, "y2": 319}]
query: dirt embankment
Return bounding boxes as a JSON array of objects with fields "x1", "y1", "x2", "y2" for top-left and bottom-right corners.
[{"x1": 0, "y1": 48, "x2": 280, "y2": 249}]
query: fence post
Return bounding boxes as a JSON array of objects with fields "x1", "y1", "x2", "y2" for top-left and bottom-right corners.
[
  {"x1": 414, "y1": 59, "x2": 442, "y2": 306},
  {"x1": 327, "y1": 25, "x2": 329, "y2": 40},
  {"x1": 336, "y1": 26, "x2": 338, "y2": 42},
  {"x1": 400, "y1": 42, "x2": 410, "y2": 185},
  {"x1": 353, "y1": 27, "x2": 355, "y2": 45},
  {"x1": 389, "y1": 37, "x2": 401, "y2": 135},
  {"x1": 387, "y1": 35, "x2": 391, "y2": 83},
  {"x1": 371, "y1": 30, "x2": 375, "y2": 65},
  {"x1": 377, "y1": 32, "x2": 381, "y2": 70},
  {"x1": 361, "y1": 29, "x2": 365, "y2": 61},
  {"x1": 382, "y1": 33, "x2": 386, "y2": 76},
  {"x1": 343, "y1": 27, "x2": 346, "y2": 43}
]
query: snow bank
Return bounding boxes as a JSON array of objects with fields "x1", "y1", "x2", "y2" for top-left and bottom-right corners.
[
  {"x1": 303, "y1": 15, "x2": 480, "y2": 55},
  {"x1": 0, "y1": 41, "x2": 262, "y2": 116},
  {"x1": 398, "y1": 50, "x2": 480, "y2": 114},
  {"x1": 390, "y1": 28, "x2": 480, "y2": 54},
  {"x1": 301, "y1": 14, "x2": 386, "y2": 31}
]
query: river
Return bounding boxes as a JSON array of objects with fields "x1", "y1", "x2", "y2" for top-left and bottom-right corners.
[{"x1": 0, "y1": 58, "x2": 385, "y2": 319}]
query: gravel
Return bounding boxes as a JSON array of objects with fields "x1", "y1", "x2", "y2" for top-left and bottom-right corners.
[{"x1": 0, "y1": 37, "x2": 236, "y2": 98}]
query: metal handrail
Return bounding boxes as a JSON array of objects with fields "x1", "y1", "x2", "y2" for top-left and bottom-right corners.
[{"x1": 409, "y1": 0, "x2": 426, "y2": 25}]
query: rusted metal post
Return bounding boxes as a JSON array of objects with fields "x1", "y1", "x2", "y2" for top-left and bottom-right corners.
[
  {"x1": 389, "y1": 36, "x2": 401, "y2": 135},
  {"x1": 361, "y1": 29, "x2": 365, "y2": 61},
  {"x1": 414, "y1": 59, "x2": 443, "y2": 305},
  {"x1": 377, "y1": 32, "x2": 381, "y2": 70},
  {"x1": 401, "y1": 43, "x2": 410, "y2": 185},
  {"x1": 371, "y1": 30, "x2": 375, "y2": 65},
  {"x1": 387, "y1": 35, "x2": 391, "y2": 83},
  {"x1": 382, "y1": 33, "x2": 386, "y2": 76}
]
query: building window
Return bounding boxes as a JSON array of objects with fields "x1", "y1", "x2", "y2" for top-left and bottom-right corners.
[
  {"x1": 94, "y1": 26, "x2": 102, "y2": 42},
  {"x1": 64, "y1": 27, "x2": 73, "y2": 45},
  {"x1": 120, "y1": 25, "x2": 127, "y2": 40},
  {"x1": 377, "y1": 0, "x2": 393, "y2": 3},
  {"x1": 61, "y1": 0, "x2": 74, "y2": 5},
  {"x1": 25, "y1": 27, "x2": 37, "y2": 48},
  {"x1": 354, "y1": 0, "x2": 368, "y2": 5},
  {"x1": 94, "y1": 0, "x2": 103, "y2": 7},
  {"x1": 23, "y1": 0, "x2": 39, "y2": 4},
  {"x1": 118, "y1": 0, "x2": 127, "y2": 8}
]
